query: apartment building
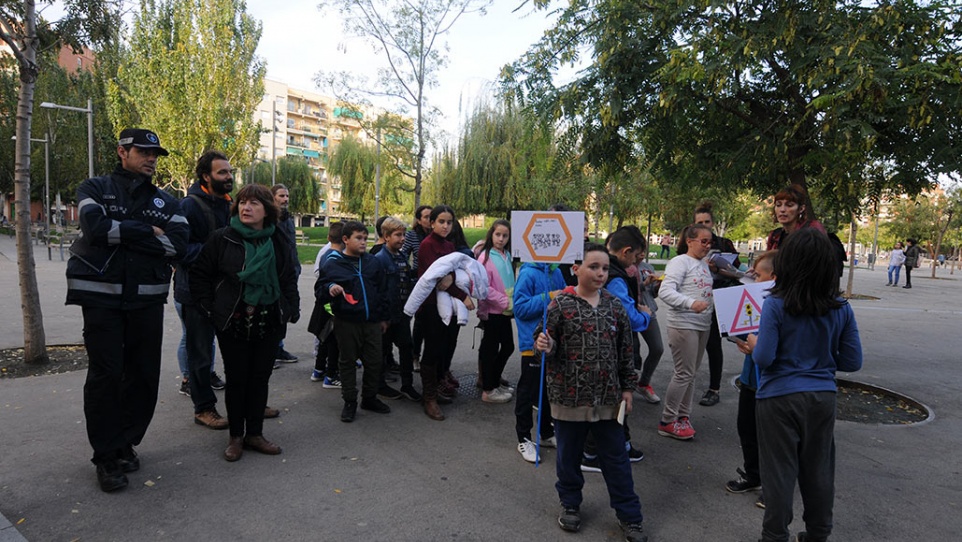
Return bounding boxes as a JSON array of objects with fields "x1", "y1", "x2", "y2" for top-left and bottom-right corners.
[{"x1": 254, "y1": 79, "x2": 368, "y2": 226}]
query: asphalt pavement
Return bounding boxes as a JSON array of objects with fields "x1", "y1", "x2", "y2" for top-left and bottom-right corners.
[{"x1": 1, "y1": 235, "x2": 960, "y2": 541}]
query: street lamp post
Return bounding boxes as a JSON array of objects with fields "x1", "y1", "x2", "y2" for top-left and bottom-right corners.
[
  {"x1": 39, "y1": 99, "x2": 94, "y2": 178},
  {"x1": 11, "y1": 134, "x2": 51, "y2": 259}
]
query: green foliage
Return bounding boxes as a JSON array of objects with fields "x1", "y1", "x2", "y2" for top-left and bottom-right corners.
[
  {"x1": 505, "y1": 0, "x2": 962, "y2": 220},
  {"x1": 277, "y1": 157, "x2": 321, "y2": 216},
  {"x1": 103, "y1": 0, "x2": 266, "y2": 194},
  {"x1": 437, "y1": 101, "x2": 583, "y2": 214},
  {"x1": 317, "y1": 0, "x2": 490, "y2": 210},
  {"x1": 327, "y1": 134, "x2": 413, "y2": 221},
  {"x1": 883, "y1": 185, "x2": 962, "y2": 253}
]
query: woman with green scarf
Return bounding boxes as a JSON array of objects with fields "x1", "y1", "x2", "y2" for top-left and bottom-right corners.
[{"x1": 191, "y1": 184, "x2": 300, "y2": 462}]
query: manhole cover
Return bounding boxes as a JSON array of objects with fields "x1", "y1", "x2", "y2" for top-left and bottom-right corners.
[{"x1": 731, "y1": 377, "x2": 932, "y2": 425}]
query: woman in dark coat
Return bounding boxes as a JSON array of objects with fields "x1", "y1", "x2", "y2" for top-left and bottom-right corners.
[{"x1": 191, "y1": 184, "x2": 300, "y2": 461}]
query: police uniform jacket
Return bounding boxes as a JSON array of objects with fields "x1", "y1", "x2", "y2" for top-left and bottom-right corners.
[{"x1": 66, "y1": 166, "x2": 188, "y2": 309}]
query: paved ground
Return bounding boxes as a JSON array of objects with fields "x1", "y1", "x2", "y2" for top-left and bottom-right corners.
[{"x1": 1, "y1": 235, "x2": 961, "y2": 541}]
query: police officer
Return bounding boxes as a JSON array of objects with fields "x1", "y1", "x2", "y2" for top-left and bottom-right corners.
[{"x1": 66, "y1": 128, "x2": 188, "y2": 492}]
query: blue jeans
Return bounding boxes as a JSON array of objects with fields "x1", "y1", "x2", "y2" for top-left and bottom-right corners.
[
  {"x1": 174, "y1": 301, "x2": 216, "y2": 378},
  {"x1": 554, "y1": 418, "x2": 643, "y2": 524},
  {"x1": 180, "y1": 302, "x2": 218, "y2": 413},
  {"x1": 886, "y1": 265, "x2": 901, "y2": 285}
]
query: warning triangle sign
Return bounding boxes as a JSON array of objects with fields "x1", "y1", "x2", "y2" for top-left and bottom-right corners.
[{"x1": 729, "y1": 289, "x2": 764, "y2": 334}]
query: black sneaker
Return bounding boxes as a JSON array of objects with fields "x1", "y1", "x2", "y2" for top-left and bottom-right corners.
[
  {"x1": 726, "y1": 468, "x2": 761, "y2": 493},
  {"x1": 620, "y1": 521, "x2": 648, "y2": 542},
  {"x1": 699, "y1": 389, "x2": 720, "y2": 406},
  {"x1": 558, "y1": 506, "x2": 581, "y2": 532},
  {"x1": 755, "y1": 491, "x2": 766, "y2": 509},
  {"x1": 377, "y1": 385, "x2": 403, "y2": 400},
  {"x1": 178, "y1": 378, "x2": 190, "y2": 397},
  {"x1": 627, "y1": 444, "x2": 645, "y2": 463},
  {"x1": 399, "y1": 385, "x2": 422, "y2": 402},
  {"x1": 117, "y1": 445, "x2": 139, "y2": 473},
  {"x1": 96, "y1": 459, "x2": 128, "y2": 492},
  {"x1": 276, "y1": 349, "x2": 299, "y2": 363},
  {"x1": 360, "y1": 397, "x2": 391, "y2": 414},
  {"x1": 341, "y1": 401, "x2": 358, "y2": 423},
  {"x1": 580, "y1": 454, "x2": 602, "y2": 473},
  {"x1": 210, "y1": 372, "x2": 226, "y2": 390}
]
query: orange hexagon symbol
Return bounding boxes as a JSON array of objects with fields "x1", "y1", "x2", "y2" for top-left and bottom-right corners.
[{"x1": 521, "y1": 212, "x2": 573, "y2": 262}]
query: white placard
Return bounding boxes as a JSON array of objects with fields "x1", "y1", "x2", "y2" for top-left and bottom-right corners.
[
  {"x1": 714, "y1": 280, "x2": 775, "y2": 336},
  {"x1": 510, "y1": 211, "x2": 584, "y2": 264}
]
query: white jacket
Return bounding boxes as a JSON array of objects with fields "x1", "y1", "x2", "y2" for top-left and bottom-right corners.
[{"x1": 404, "y1": 252, "x2": 489, "y2": 325}]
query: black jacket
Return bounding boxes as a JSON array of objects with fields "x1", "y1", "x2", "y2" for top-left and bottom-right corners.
[
  {"x1": 189, "y1": 226, "x2": 300, "y2": 332},
  {"x1": 66, "y1": 166, "x2": 188, "y2": 309},
  {"x1": 173, "y1": 181, "x2": 232, "y2": 305},
  {"x1": 317, "y1": 251, "x2": 389, "y2": 323},
  {"x1": 276, "y1": 211, "x2": 302, "y2": 277}
]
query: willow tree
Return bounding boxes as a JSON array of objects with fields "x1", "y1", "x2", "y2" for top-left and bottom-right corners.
[
  {"x1": 445, "y1": 101, "x2": 587, "y2": 214},
  {"x1": 274, "y1": 157, "x2": 321, "y2": 217},
  {"x1": 105, "y1": 0, "x2": 265, "y2": 194}
]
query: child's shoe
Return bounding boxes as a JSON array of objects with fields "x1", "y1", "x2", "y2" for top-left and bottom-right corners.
[
  {"x1": 657, "y1": 418, "x2": 695, "y2": 440},
  {"x1": 558, "y1": 506, "x2": 581, "y2": 532},
  {"x1": 517, "y1": 438, "x2": 540, "y2": 463},
  {"x1": 620, "y1": 521, "x2": 648, "y2": 542}
]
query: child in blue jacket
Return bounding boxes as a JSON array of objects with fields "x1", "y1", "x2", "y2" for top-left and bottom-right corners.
[{"x1": 512, "y1": 261, "x2": 566, "y2": 463}]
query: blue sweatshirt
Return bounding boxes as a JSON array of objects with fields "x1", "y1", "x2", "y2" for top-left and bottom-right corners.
[
  {"x1": 513, "y1": 263, "x2": 566, "y2": 354},
  {"x1": 753, "y1": 296, "x2": 863, "y2": 399}
]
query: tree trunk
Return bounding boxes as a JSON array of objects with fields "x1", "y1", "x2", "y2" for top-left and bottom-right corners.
[
  {"x1": 930, "y1": 209, "x2": 952, "y2": 279},
  {"x1": 14, "y1": 0, "x2": 49, "y2": 365},
  {"x1": 844, "y1": 215, "x2": 857, "y2": 297}
]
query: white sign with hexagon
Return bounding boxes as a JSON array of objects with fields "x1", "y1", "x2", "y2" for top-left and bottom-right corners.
[{"x1": 510, "y1": 211, "x2": 584, "y2": 264}]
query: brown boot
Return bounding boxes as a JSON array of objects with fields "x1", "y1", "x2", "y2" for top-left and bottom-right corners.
[
  {"x1": 424, "y1": 400, "x2": 445, "y2": 421},
  {"x1": 263, "y1": 406, "x2": 280, "y2": 419},
  {"x1": 243, "y1": 435, "x2": 282, "y2": 455},
  {"x1": 224, "y1": 436, "x2": 243, "y2": 462}
]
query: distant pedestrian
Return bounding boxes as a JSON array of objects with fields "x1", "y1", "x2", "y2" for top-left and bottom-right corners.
[
  {"x1": 886, "y1": 242, "x2": 905, "y2": 286},
  {"x1": 746, "y1": 228, "x2": 862, "y2": 542},
  {"x1": 67, "y1": 128, "x2": 188, "y2": 491},
  {"x1": 659, "y1": 233, "x2": 671, "y2": 259},
  {"x1": 903, "y1": 238, "x2": 921, "y2": 289}
]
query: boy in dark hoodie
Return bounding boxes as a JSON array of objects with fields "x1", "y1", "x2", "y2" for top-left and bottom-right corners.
[
  {"x1": 576, "y1": 228, "x2": 651, "y2": 471},
  {"x1": 318, "y1": 221, "x2": 391, "y2": 422}
]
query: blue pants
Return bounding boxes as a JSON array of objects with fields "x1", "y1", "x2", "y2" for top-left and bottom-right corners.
[
  {"x1": 554, "y1": 418, "x2": 643, "y2": 524},
  {"x1": 886, "y1": 265, "x2": 901, "y2": 285},
  {"x1": 174, "y1": 301, "x2": 216, "y2": 379}
]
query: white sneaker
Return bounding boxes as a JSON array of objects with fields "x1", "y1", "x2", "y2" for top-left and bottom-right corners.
[
  {"x1": 540, "y1": 436, "x2": 557, "y2": 448},
  {"x1": 517, "y1": 439, "x2": 540, "y2": 463},
  {"x1": 482, "y1": 388, "x2": 512, "y2": 404},
  {"x1": 498, "y1": 384, "x2": 515, "y2": 396}
]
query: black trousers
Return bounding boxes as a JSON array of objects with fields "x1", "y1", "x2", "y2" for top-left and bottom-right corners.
[
  {"x1": 216, "y1": 327, "x2": 282, "y2": 437},
  {"x1": 82, "y1": 305, "x2": 164, "y2": 463},
  {"x1": 903, "y1": 264, "x2": 914, "y2": 287},
  {"x1": 313, "y1": 330, "x2": 340, "y2": 378},
  {"x1": 514, "y1": 353, "x2": 554, "y2": 442},
  {"x1": 382, "y1": 315, "x2": 415, "y2": 388},
  {"x1": 478, "y1": 314, "x2": 514, "y2": 392},
  {"x1": 737, "y1": 385, "x2": 760, "y2": 484},
  {"x1": 705, "y1": 311, "x2": 724, "y2": 391},
  {"x1": 183, "y1": 303, "x2": 217, "y2": 413},
  {"x1": 757, "y1": 392, "x2": 836, "y2": 542},
  {"x1": 417, "y1": 309, "x2": 459, "y2": 401}
]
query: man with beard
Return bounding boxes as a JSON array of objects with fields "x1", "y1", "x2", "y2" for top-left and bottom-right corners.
[
  {"x1": 67, "y1": 128, "x2": 188, "y2": 491},
  {"x1": 271, "y1": 184, "x2": 302, "y2": 363},
  {"x1": 174, "y1": 151, "x2": 235, "y2": 430}
]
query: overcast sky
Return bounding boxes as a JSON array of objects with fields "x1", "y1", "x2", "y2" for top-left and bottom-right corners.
[{"x1": 244, "y1": 0, "x2": 561, "y2": 141}]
